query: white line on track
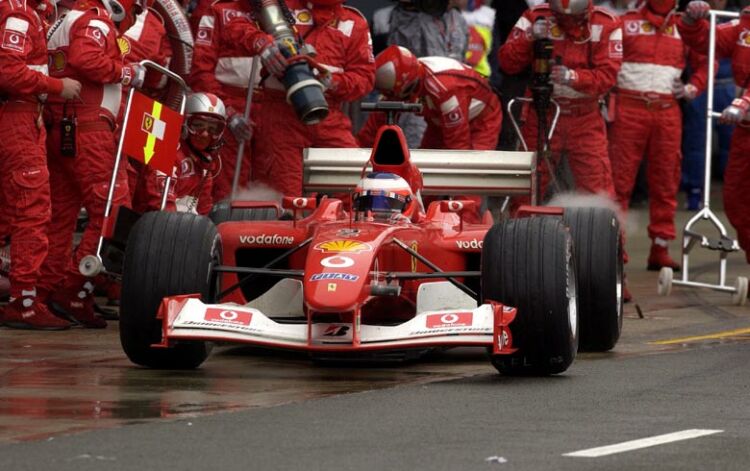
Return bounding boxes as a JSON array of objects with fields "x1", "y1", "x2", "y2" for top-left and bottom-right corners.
[{"x1": 563, "y1": 429, "x2": 724, "y2": 458}]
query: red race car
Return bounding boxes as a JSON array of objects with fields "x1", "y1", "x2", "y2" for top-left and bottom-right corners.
[{"x1": 119, "y1": 103, "x2": 623, "y2": 374}]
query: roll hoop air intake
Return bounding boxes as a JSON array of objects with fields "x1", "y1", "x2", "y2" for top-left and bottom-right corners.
[{"x1": 252, "y1": 0, "x2": 329, "y2": 124}]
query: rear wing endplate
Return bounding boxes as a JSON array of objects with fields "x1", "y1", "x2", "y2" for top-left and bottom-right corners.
[{"x1": 303, "y1": 148, "x2": 536, "y2": 197}]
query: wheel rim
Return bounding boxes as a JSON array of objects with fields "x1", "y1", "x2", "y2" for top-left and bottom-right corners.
[
  {"x1": 616, "y1": 238, "x2": 624, "y2": 320},
  {"x1": 206, "y1": 234, "x2": 222, "y2": 303},
  {"x1": 566, "y1": 240, "x2": 578, "y2": 338}
]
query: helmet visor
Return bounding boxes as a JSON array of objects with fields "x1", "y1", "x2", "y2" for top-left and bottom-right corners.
[
  {"x1": 187, "y1": 115, "x2": 225, "y2": 139},
  {"x1": 353, "y1": 191, "x2": 408, "y2": 214}
]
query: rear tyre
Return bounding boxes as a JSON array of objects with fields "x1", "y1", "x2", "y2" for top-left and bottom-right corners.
[
  {"x1": 120, "y1": 211, "x2": 219, "y2": 369},
  {"x1": 482, "y1": 217, "x2": 577, "y2": 375},
  {"x1": 563, "y1": 207, "x2": 623, "y2": 351},
  {"x1": 208, "y1": 199, "x2": 278, "y2": 225}
]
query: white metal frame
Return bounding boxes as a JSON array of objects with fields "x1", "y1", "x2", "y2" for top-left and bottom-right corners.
[
  {"x1": 79, "y1": 60, "x2": 189, "y2": 277},
  {"x1": 658, "y1": 10, "x2": 748, "y2": 306}
]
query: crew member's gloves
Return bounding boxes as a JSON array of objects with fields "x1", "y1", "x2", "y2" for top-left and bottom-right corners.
[
  {"x1": 531, "y1": 17, "x2": 550, "y2": 40},
  {"x1": 259, "y1": 39, "x2": 289, "y2": 78},
  {"x1": 59, "y1": 77, "x2": 82, "y2": 100},
  {"x1": 672, "y1": 77, "x2": 698, "y2": 100},
  {"x1": 719, "y1": 97, "x2": 750, "y2": 125},
  {"x1": 122, "y1": 63, "x2": 146, "y2": 89},
  {"x1": 683, "y1": 1, "x2": 710, "y2": 25},
  {"x1": 318, "y1": 72, "x2": 333, "y2": 91},
  {"x1": 227, "y1": 111, "x2": 253, "y2": 141},
  {"x1": 551, "y1": 65, "x2": 578, "y2": 86}
]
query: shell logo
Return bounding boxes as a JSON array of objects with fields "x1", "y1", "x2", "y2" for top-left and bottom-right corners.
[
  {"x1": 550, "y1": 25, "x2": 562, "y2": 38},
  {"x1": 315, "y1": 240, "x2": 372, "y2": 253},
  {"x1": 297, "y1": 10, "x2": 312, "y2": 23},
  {"x1": 642, "y1": 22, "x2": 653, "y2": 33},
  {"x1": 117, "y1": 37, "x2": 131, "y2": 56},
  {"x1": 51, "y1": 51, "x2": 66, "y2": 71}
]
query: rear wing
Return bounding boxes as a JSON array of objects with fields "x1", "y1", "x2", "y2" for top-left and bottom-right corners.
[{"x1": 303, "y1": 148, "x2": 536, "y2": 197}]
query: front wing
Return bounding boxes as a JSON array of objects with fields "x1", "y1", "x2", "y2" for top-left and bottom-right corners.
[{"x1": 155, "y1": 295, "x2": 519, "y2": 354}]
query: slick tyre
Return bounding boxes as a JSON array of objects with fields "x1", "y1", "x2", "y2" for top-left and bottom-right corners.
[
  {"x1": 563, "y1": 207, "x2": 623, "y2": 351},
  {"x1": 208, "y1": 199, "x2": 278, "y2": 225},
  {"x1": 482, "y1": 217, "x2": 577, "y2": 375},
  {"x1": 120, "y1": 211, "x2": 219, "y2": 369}
]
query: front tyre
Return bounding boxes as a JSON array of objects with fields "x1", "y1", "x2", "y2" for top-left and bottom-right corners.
[
  {"x1": 482, "y1": 217, "x2": 577, "y2": 375},
  {"x1": 120, "y1": 211, "x2": 219, "y2": 369}
]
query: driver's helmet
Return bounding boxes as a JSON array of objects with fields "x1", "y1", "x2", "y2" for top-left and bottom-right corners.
[
  {"x1": 353, "y1": 172, "x2": 414, "y2": 220},
  {"x1": 185, "y1": 92, "x2": 227, "y2": 151}
]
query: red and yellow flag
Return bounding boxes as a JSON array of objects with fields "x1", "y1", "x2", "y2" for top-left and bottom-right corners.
[{"x1": 122, "y1": 91, "x2": 183, "y2": 174}]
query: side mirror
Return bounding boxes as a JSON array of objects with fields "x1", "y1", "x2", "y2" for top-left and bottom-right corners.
[
  {"x1": 440, "y1": 200, "x2": 478, "y2": 231},
  {"x1": 282, "y1": 197, "x2": 317, "y2": 211},
  {"x1": 439, "y1": 200, "x2": 477, "y2": 216}
]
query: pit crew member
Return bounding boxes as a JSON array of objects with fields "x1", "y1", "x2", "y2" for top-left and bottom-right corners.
[
  {"x1": 130, "y1": 92, "x2": 225, "y2": 215},
  {"x1": 40, "y1": 0, "x2": 144, "y2": 328},
  {"x1": 357, "y1": 45, "x2": 502, "y2": 151},
  {"x1": 0, "y1": 0, "x2": 81, "y2": 329},
  {"x1": 225, "y1": 0, "x2": 374, "y2": 197},
  {"x1": 609, "y1": 0, "x2": 709, "y2": 271},
  {"x1": 118, "y1": 0, "x2": 173, "y2": 211},
  {"x1": 189, "y1": 0, "x2": 254, "y2": 201},
  {"x1": 498, "y1": 0, "x2": 623, "y2": 199}
]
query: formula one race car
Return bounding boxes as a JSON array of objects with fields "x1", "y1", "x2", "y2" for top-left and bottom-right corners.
[{"x1": 119, "y1": 103, "x2": 623, "y2": 375}]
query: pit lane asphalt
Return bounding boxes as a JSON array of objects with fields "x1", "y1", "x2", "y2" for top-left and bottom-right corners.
[
  {"x1": 3, "y1": 341, "x2": 750, "y2": 471},
  {"x1": 0, "y1": 207, "x2": 748, "y2": 470}
]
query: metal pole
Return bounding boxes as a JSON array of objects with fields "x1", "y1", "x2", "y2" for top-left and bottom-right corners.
[
  {"x1": 702, "y1": 11, "x2": 718, "y2": 211},
  {"x1": 96, "y1": 86, "x2": 135, "y2": 258},
  {"x1": 231, "y1": 56, "x2": 261, "y2": 199},
  {"x1": 159, "y1": 80, "x2": 188, "y2": 210}
]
